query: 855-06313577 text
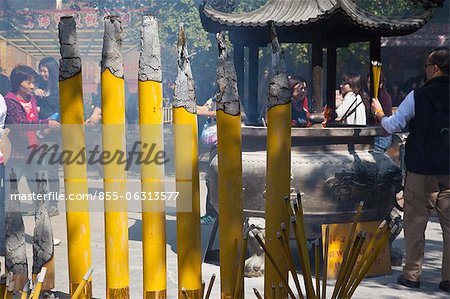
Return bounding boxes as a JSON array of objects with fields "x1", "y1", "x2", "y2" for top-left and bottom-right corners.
[{"x1": 10, "y1": 191, "x2": 179, "y2": 201}]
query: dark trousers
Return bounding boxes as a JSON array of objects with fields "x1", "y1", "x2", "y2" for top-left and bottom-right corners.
[
  {"x1": 45, "y1": 162, "x2": 60, "y2": 209},
  {"x1": 205, "y1": 145, "x2": 218, "y2": 217}
]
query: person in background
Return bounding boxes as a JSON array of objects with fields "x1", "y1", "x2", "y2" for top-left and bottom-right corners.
[
  {"x1": 390, "y1": 81, "x2": 405, "y2": 107},
  {"x1": 86, "y1": 61, "x2": 103, "y2": 126},
  {"x1": 366, "y1": 72, "x2": 393, "y2": 152},
  {"x1": 197, "y1": 95, "x2": 246, "y2": 224},
  {"x1": 371, "y1": 47, "x2": 449, "y2": 293},
  {"x1": 86, "y1": 82, "x2": 135, "y2": 125},
  {"x1": 414, "y1": 74, "x2": 425, "y2": 89},
  {"x1": 86, "y1": 83, "x2": 102, "y2": 126},
  {"x1": 5, "y1": 65, "x2": 60, "y2": 146},
  {"x1": 35, "y1": 57, "x2": 60, "y2": 119},
  {"x1": 394, "y1": 82, "x2": 410, "y2": 107},
  {"x1": 336, "y1": 72, "x2": 367, "y2": 125},
  {"x1": 289, "y1": 76, "x2": 309, "y2": 127},
  {"x1": 4, "y1": 66, "x2": 60, "y2": 217},
  {"x1": 0, "y1": 68, "x2": 11, "y2": 96},
  {"x1": 197, "y1": 95, "x2": 219, "y2": 224},
  {"x1": 35, "y1": 57, "x2": 61, "y2": 217},
  {"x1": 0, "y1": 92, "x2": 7, "y2": 256},
  {"x1": 125, "y1": 83, "x2": 138, "y2": 124}
]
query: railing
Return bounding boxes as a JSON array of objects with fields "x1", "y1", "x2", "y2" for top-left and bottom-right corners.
[{"x1": 163, "y1": 106, "x2": 173, "y2": 124}]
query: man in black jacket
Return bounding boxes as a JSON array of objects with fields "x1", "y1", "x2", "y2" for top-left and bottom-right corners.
[{"x1": 372, "y1": 47, "x2": 449, "y2": 292}]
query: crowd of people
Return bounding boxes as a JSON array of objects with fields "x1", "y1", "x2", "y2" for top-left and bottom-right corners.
[
  {"x1": 197, "y1": 66, "x2": 409, "y2": 225},
  {"x1": 198, "y1": 60, "x2": 432, "y2": 226},
  {"x1": 0, "y1": 57, "x2": 139, "y2": 261},
  {"x1": 0, "y1": 59, "x2": 63, "y2": 254},
  {"x1": 288, "y1": 68, "x2": 420, "y2": 154}
]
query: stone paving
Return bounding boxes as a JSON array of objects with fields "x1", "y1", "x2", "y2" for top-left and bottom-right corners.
[{"x1": 2, "y1": 163, "x2": 448, "y2": 298}]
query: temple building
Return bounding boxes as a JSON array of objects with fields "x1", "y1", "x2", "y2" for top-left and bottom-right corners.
[{"x1": 200, "y1": 0, "x2": 443, "y2": 124}]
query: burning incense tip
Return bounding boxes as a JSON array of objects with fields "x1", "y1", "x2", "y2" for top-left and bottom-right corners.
[
  {"x1": 58, "y1": 16, "x2": 81, "y2": 80},
  {"x1": 101, "y1": 15, "x2": 124, "y2": 78},
  {"x1": 139, "y1": 15, "x2": 162, "y2": 82},
  {"x1": 173, "y1": 22, "x2": 196, "y2": 113},
  {"x1": 215, "y1": 32, "x2": 241, "y2": 116}
]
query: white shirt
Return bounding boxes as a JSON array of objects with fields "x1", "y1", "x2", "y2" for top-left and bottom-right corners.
[
  {"x1": 336, "y1": 92, "x2": 367, "y2": 125},
  {"x1": 381, "y1": 90, "x2": 415, "y2": 134}
]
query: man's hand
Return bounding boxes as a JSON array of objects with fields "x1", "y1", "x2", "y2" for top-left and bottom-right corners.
[
  {"x1": 34, "y1": 89, "x2": 46, "y2": 97},
  {"x1": 48, "y1": 120, "x2": 61, "y2": 129},
  {"x1": 196, "y1": 105, "x2": 208, "y2": 115},
  {"x1": 335, "y1": 90, "x2": 343, "y2": 108},
  {"x1": 85, "y1": 107, "x2": 102, "y2": 126},
  {"x1": 196, "y1": 105, "x2": 216, "y2": 117},
  {"x1": 371, "y1": 98, "x2": 385, "y2": 120},
  {"x1": 371, "y1": 98, "x2": 382, "y2": 113}
]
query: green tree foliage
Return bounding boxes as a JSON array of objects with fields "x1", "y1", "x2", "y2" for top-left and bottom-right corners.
[
  {"x1": 142, "y1": 0, "x2": 427, "y2": 101},
  {"x1": 143, "y1": 0, "x2": 215, "y2": 101},
  {"x1": 234, "y1": 0, "x2": 266, "y2": 12},
  {"x1": 356, "y1": 0, "x2": 418, "y2": 16},
  {"x1": 144, "y1": 0, "x2": 269, "y2": 101},
  {"x1": 338, "y1": 0, "x2": 422, "y2": 78}
]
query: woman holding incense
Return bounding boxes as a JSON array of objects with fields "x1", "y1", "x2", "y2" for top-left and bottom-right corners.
[{"x1": 335, "y1": 73, "x2": 367, "y2": 125}]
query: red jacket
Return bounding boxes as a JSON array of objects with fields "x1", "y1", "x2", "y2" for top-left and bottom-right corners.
[
  {"x1": 4, "y1": 92, "x2": 49, "y2": 160},
  {"x1": 4, "y1": 92, "x2": 48, "y2": 125}
]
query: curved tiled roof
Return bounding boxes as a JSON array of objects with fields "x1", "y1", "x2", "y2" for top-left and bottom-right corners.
[
  {"x1": 340, "y1": 0, "x2": 431, "y2": 32},
  {"x1": 201, "y1": 0, "x2": 431, "y2": 34}
]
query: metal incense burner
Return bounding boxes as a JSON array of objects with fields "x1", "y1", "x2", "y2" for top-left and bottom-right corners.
[{"x1": 207, "y1": 125, "x2": 402, "y2": 239}]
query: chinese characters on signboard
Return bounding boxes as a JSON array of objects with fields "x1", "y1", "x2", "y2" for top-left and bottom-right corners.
[{"x1": 15, "y1": 10, "x2": 137, "y2": 30}]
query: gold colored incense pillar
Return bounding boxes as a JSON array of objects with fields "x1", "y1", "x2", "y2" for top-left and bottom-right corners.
[
  {"x1": 30, "y1": 267, "x2": 46, "y2": 299},
  {"x1": 138, "y1": 16, "x2": 167, "y2": 299},
  {"x1": 4, "y1": 273, "x2": 14, "y2": 299},
  {"x1": 58, "y1": 16, "x2": 92, "y2": 298},
  {"x1": 172, "y1": 24, "x2": 202, "y2": 299},
  {"x1": 265, "y1": 22, "x2": 291, "y2": 298},
  {"x1": 215, "y1": 33, "x2": 244, "y2": 298},
  {"x1": 101, "y1": 16, "x2": 129, "y2": 299},
  {"x1": 20, "y1": 279, "x2": 30, "y2": 299},
  {"x1": 0, "y1": 276, "x2": 5, "y2": 298},
  {"x1": 71, "y1": 267, "x2": 94, "y2": 299}
]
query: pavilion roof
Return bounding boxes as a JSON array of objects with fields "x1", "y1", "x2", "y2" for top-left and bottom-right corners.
[{"x1": 200, "y1": 0, "x2": 432, "y2": 45}]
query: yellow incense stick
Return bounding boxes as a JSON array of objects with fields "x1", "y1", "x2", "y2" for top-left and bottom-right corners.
[{"x1": 371, "y1": 61, "x2": 382, "y2": 100}]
